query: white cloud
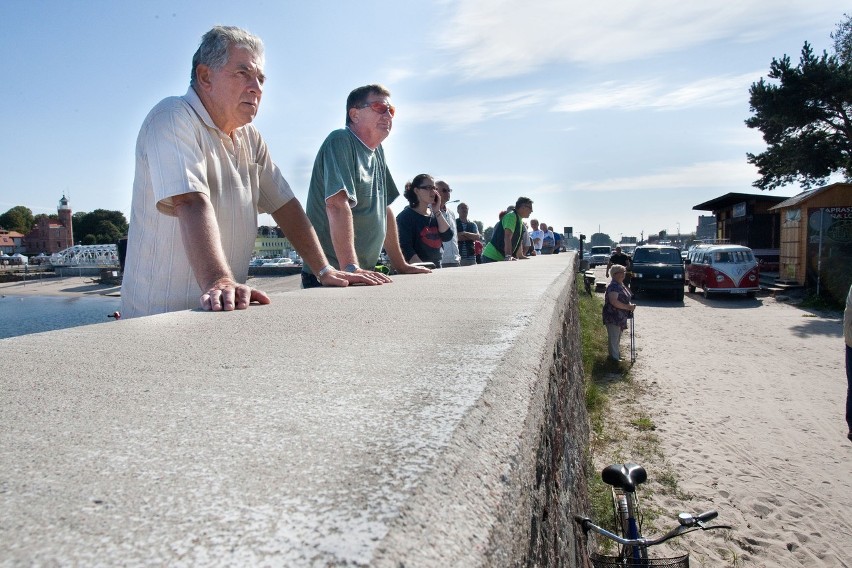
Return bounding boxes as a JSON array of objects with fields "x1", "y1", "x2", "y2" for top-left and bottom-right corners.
[
  {"x1": 432, "y1": 172, "x2": 545, "y2": 185},
  {"x1": 572, "y1": 159, "x2": 760, "y2": 191},
  {"x1": 661, "y1": 73, "x2": 761, "y2": 108},
  {"x1": 552, "y1": 72, "x2": 761, "y2": 112},
  {"x1": 525, "y1": 183, "x2": 565, "y2": 196},
  {"x1": 404, "y1": 90, "x2": 549, "y2": 128},
  {"x1": 437, "y1": 0, "x2": 841, "y2": 79},
  {"x1": 385, "y1": 67, "x2": 417, "y2": 84},
  {"x1": 719, "y1": 125, "x2": 767, "y2": 148},
  {"x1": 552, "y1": 81, "x2": 661, "y2": 112}
]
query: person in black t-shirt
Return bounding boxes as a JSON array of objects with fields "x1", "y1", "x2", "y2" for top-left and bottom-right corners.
[{"x1": 606, "y1": 246, "x2": 631, "y2": 278}]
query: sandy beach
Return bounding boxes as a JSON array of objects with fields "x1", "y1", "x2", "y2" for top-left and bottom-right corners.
[
  {"x1": 603, "y1": 287, "x2": 851, "y2": 567},
  {"x1": 0, "y1": 275, "x2": 123, "y2": 298}
]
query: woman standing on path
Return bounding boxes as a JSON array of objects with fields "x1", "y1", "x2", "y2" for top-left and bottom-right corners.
[{"x1": 602, "y1": 264, "x2": 635, "y2": 361}]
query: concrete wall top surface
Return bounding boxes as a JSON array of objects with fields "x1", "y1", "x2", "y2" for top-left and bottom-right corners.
[{"x1": 1, "y1": 254, "x2": 577, "y2": 566}]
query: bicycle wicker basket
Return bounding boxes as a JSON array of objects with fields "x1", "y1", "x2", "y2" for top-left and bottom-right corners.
[{"x1": 589, "y1": 551, "x2": 689, "y2": 567}]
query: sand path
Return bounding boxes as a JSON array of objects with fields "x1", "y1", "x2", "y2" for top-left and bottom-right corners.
[{"x1": 625, "y1": 289, "x2": 850, "y2": 567}]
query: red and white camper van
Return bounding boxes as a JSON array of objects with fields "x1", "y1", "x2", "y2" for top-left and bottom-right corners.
[{"x1": 684, "y1": 244, "x2": 760, "y2": 298}]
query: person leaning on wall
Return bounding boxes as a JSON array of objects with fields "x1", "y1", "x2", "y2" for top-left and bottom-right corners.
[
  {"x1": 396, "y1": 174, "x2": 454, "y2": 268},
  {"x1": 455, "y1": 202, "x2": 480, "y2": 267},
  {"x1": 121, "y1": 26, "x2": 371, "y2": 319},
  {"x1": 301, "y1": 84, "x2": 430, "y2": 288},
  {"x1": 481, "y1": 197, "x2": 534, "y2": 262}
]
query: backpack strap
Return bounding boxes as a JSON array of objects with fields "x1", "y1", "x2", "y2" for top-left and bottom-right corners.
[{"x1": 510, "y1": 213, "x2": 523, "y2": 255}]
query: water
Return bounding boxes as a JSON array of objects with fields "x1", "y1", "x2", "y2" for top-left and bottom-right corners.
[{"x1": 0, "y1": 294, "x2": 121, "y2": 339}]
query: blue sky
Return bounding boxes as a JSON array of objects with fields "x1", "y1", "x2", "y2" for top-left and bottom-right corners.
[{"x1": 0, "y1": 0, "x2": 846, "y2": 241}]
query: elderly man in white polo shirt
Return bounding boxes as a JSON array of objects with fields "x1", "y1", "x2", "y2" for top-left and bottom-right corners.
[{"x1": 122, "y1": 26, "x2": 373, "y2": 318}]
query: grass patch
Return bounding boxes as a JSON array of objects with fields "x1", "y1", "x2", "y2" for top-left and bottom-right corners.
[
  {"x1": 631, "y1": 414, "x2": 656, "y2": 432},
  {"x1": 799, "y1": 292, "x2": 844, "y2": 311},
  {"x1": 576, "y1": 274, "x2": 633, "y2": 524},
  {"x1": 576, "y1": 274, "x2": 671, "y2": 534}
]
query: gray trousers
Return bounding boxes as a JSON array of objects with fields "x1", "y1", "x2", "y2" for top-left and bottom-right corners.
[{"x1": 606, "y1": 324, "x2": 623, "y2": 360}]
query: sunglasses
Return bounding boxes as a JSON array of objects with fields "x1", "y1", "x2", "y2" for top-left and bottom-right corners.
[
  {"x1": 357, "y1": 101, "x2": 396, "y2": 117},
  {"x1": 416, "y1": 184, "x2": 436, "y2": 191}
]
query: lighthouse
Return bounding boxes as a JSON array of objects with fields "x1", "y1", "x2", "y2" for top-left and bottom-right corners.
[{"x1": 57, "y1": 195, "x2": 74, "y2": 250}]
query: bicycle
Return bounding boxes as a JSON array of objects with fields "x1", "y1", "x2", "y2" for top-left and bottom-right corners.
[{"x1": 575, "y1": 463, "x2": 731, "y2": 567}]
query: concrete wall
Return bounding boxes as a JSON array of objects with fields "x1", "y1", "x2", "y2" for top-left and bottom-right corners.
[{"x1": 1, "y1": 254, "x2": 590, "y2": 566}]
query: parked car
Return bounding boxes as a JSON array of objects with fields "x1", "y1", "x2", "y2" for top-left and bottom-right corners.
[
  {"x1": 684, "y1": 244, "x2": 759, "y2": 298},
  {"x1": 588, "y1": 246, "x2": 612, "y2": 268},
  {"x1": 629, "y1": 245, "x2": 685, "y2": 301},
  {"x1": 262, "y1": 258, "x2": 294, "y2": 266}
]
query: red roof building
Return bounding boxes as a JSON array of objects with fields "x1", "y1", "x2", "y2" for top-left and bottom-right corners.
[
  {"x1": 0, "y1": 230, "x2": 25, "y2": 255},
  {"x1": 24, "y1": 195, "x2": 74, "y2": 255}
]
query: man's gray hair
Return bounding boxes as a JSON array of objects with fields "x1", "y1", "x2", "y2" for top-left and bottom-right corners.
[{"x1": 190, "y1": 26, "x2": 264, "y2": 87}]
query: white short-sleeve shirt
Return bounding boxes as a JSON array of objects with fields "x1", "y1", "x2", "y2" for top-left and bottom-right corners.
[
  {"x1": 121, "y1": 87, "x2": 294, "y2": 318},
  {"x1": 440, "y1": 207, "x2": 460, "y2": 265}
]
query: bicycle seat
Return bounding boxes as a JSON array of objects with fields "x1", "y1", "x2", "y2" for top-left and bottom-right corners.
[{"x1": 601, "y1": 463, "x2": 647, "y2": 492}]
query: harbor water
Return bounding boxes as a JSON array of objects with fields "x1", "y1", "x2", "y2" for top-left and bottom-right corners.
[{"x1": 0, "y1": 294, "x2": 121, "y2": 339}]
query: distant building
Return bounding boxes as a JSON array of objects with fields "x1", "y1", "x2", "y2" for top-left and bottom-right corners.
[
  {"x1": 695, "y1": 215, "x2": 716, "y2": 241},
  {"x1": 0, "y1": 230, "x2": 25, "y2": 255},
  {"x1": 768, "y1": 182, "x2": 852, "y2": 300},
  {"x1": 692, "y1": 192, "x2": 787, "y2": 265},
  {"x1": 24, "y1": 195, "x2": 74, "y2": 255},
  {"x1": 253, "y1": 237, "x2": 289, "y2": 259}
]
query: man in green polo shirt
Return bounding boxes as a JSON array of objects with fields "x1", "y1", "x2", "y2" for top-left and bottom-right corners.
[
  {"x1": 482, "y1": 197, "x2": 534, "y2": 262},
  {"x1": 303, "y1": 84, "x2": 430, "y2": 287}
]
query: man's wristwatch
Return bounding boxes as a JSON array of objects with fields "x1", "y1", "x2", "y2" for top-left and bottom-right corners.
[
  {"x1": 317, "y1": 265, "x2": 334, "y2": 279},
  {"x1": 344, "y1": 263, "x2": 360, "y2": 273}
]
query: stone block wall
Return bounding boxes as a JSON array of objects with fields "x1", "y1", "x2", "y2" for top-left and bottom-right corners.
[{"x1": 522, "y1": 270, "x2": 591, "y2": 567}]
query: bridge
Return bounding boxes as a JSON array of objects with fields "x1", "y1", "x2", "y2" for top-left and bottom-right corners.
[
  {"x1": 49, "y1": 244, "x2": 120, "y2": 267},
  {"x1": 48, "y1": 244, "x2": 120, "y2": 276}
]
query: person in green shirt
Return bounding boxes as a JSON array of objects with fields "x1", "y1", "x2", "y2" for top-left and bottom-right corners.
[
  {"x1": 303, "y1": 84, "x2": 430, "y2": 287},
  {"x1": 482, "y1": 197, "x2": 534, "y2": 262}
]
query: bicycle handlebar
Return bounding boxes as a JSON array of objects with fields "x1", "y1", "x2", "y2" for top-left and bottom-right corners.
[
  {"x1": 575, "y1": 512, "x2": 732, "y2": 548},
  {"x1": 678, "y1": 510, "x2": 717, "y2": 526}
]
